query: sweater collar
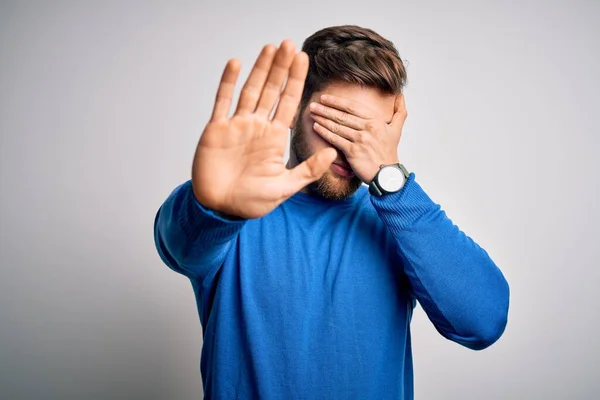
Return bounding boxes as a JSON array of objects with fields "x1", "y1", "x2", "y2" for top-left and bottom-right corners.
[{"x1": 287, "y1": 185, "x2": 368, "y2": 207}]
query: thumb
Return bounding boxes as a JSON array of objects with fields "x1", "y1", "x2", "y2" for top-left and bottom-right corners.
[{"x1": 283, "y1": 147, "x2": 337, "y2": 196}]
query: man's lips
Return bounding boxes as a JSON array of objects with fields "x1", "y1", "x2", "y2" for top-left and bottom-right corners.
[{"x1": 331, "y1": 162, "x2": 355, "y2": 178}]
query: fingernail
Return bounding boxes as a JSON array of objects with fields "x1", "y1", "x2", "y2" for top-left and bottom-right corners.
[{"x1": 309, "y1": 102, "x2": 318, "y2": 111}]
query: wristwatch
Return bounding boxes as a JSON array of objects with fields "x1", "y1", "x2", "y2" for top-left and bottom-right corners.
[{"x1": 368, "y1": 163, "x2": 410, "y2": 196}]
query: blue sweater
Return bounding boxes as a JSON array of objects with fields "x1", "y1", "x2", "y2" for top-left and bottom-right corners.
[{"x1": 153, "y1": 174, "x2": 509, "y2": 399}]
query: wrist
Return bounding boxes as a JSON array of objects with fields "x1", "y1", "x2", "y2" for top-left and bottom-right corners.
[
  {"x1": 192, "y1": 187, "x2": 245, "y2": 221},
  {"x1": 367, "y1": 158, "x2": 400, "y2": 183}
]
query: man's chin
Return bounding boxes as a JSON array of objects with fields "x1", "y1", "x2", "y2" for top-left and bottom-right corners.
[{"x1": 308, "y1": 172, "x2": 362, "y2": 201}]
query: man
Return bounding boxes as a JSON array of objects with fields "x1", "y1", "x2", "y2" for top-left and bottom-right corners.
[{"x1": 154, "y1": 25, "x2": 510, "y2": 399}]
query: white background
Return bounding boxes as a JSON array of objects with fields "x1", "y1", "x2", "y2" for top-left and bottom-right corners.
[{"x1": 1, "y1": 1, "x2": 599, "y2": 398}]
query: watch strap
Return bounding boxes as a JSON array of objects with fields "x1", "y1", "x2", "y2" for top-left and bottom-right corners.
[{"x1": 368, "y1": 179, "x2": 383, "y2": 196}]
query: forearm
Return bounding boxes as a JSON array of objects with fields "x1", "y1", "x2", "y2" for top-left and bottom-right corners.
[
  {"x1": 154, "y1": 180, "x2": 246, "y2": 281},
  {"x1": 372, "y1": 174, "x2": 510, "y2": 350}
]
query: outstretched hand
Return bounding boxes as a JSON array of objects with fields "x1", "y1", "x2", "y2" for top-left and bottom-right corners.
[{"x1": 192, "y1": 41, "x2": 337, "y2": 219}]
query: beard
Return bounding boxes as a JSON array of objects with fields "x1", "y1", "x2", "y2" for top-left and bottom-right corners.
[{"x1": 290, "y1": 116, "x2": 362, "y2": 201}]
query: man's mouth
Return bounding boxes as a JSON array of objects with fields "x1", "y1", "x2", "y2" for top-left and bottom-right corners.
[{"x1": 331, "y1": 162, "x2": 355, "y2": 178}]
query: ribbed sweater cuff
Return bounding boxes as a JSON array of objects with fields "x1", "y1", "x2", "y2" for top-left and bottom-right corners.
[
  {"x1": 178, "y1": 182, "x2": 246, "y2": 244},
  {"x1": 370, "y1": 173, "x2": 438, "y2": 231}
]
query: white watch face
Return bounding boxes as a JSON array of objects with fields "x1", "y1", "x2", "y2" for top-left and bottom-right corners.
[{"x1": 378, "y1": 166, "x2": 406, "y2": 192}]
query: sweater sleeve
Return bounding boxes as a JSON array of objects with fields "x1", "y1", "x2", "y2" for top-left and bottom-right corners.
[
  {"x1": 153, "y1": 180, "x2": 246, "y2": 282},
  {"x1": 371, "y1": 174, "x2": 510, "y2": 350}
]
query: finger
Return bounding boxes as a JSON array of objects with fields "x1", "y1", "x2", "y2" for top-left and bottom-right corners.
[
  {"x1": 313, "y1": 121, "x2": 352, "y2": 153},
  {"x1": 308, "y1": 102, "x2": 365, "y2": 130},
  {"x1": 319, "y1": 94, "x2": 373, "y2": 119},
  {"x1": 272, "y1": 51, "x2": 309, "y2": 127},
  {"x1": 235, "y1": 44, "x2": 277, "y2": 115},
  {"x1": 255, "y1": 40, "x2": 296, "y2": 118},
  {"x1": 310, "y1": 113, "x2": 359, "y2": 142},
  {"x1": 390, "y1": 94, "x2": 407, "y2": 127},
  {"x1": 282, "y1": 147, "x2": 337, "y2": 196},
  {"x1": 210, "y1": 58, "x2": 241, "y2": 122}
]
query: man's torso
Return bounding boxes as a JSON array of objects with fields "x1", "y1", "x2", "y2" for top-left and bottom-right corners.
[{"x1": 196, "y1": 187, "x2": 415, "y2": 399}]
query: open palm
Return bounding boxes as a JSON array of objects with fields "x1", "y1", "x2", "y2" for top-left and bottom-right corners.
[{"x1": 192, "y1": 41, "x2": 336, "y2": 219}]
